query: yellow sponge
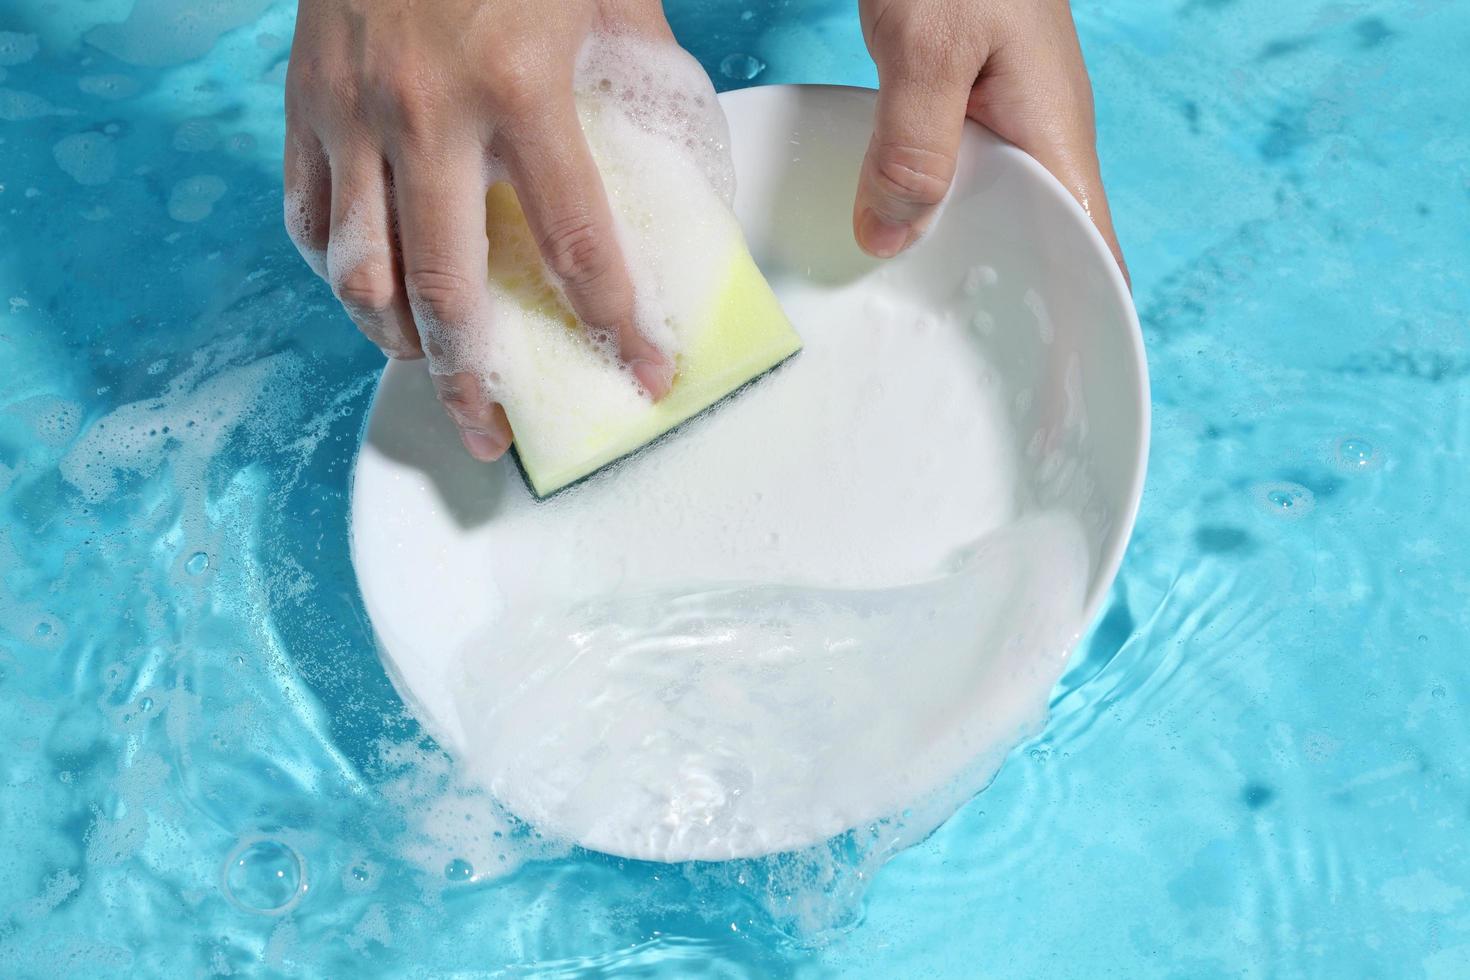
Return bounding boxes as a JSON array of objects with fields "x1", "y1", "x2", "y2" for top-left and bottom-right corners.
[{"x1": 483, "y1": 183, "x2": 802, "y2": 499}]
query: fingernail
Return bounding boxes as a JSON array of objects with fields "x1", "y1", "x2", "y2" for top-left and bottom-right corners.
[
  {"x1": 629, "y1": 356, "x2": 674, "y2": 399},
  {"x1": 459, "y1": 427, "x2": 507, "y2": 462},
  {"x1": 858, "y1": 210, "x2": 910, "y2": 259}
]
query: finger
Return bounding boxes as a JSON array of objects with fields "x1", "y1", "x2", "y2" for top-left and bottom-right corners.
[
  {"x1": 853, "y1": 70, "x2": 971, "y2": 258},
  {"x1": 284, "y1": 127, "x2": 331, "y2": 278},
  {"x1": 498, "y1": 102, "x2": 674, "y2": 399},
  {"x1": 325, "y1": 145, "x2": 423, "y2": 359},
  {"x1": 393, "y1": 145, "x2": 511, "y2": 461},
  {"x1": 433, "y1": 371, "x2": 513, "y2": 462},
  {"x1": 1004, "y1": 131, "x2": 1129, "y2": 289},
  {"x1": 966, "y1": 85, "x2": 1130, "y2": 288}
]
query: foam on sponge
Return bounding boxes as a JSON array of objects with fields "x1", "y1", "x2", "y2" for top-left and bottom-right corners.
[{"x1": 477, "y1": 35, "x2": 802, "y2": 498}]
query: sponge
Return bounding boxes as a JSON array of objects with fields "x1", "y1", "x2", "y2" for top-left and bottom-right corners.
[
  {"x1": 484, "y1": 185, "x2": 800, "y2": 498},
  {"x1": 477, "y1": 59, "x2": 802, "y2": 499}
]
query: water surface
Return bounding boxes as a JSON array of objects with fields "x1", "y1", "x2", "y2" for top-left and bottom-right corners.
[{"x1": 1, "y1": 0, "x2": 1468, "y2": 975}]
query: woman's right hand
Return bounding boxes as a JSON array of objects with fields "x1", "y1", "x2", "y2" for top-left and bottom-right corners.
[{"x1": 284, "y1": 0, "x2": 676, "y2": 461}]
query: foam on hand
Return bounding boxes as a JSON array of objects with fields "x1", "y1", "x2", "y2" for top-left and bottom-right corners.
[{"x1": 470, "y1": 35, "x2": 802, "y2": 497}]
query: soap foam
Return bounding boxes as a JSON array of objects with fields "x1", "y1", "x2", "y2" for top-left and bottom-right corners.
[
  {"x1": 324, "y1": 200, "x2": 377, "y2": 299},
  {"x1": 574, "y1": 33, "x2": 736, "y2": 208},
  {"x1": 283, "y1": 137, "x2": 328, "y2": 279}
]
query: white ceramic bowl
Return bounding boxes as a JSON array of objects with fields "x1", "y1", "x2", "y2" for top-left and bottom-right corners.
[{"x1": 351, "y1": 85, "x2": 1148, "y2": 862}]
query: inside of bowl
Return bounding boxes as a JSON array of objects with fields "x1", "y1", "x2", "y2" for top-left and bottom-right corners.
[{"x1": 725, "y1": 85, "x2": 1147, "y2": 614}]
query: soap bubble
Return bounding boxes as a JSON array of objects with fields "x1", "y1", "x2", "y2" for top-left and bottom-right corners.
[
  {"x1": 1252, "y1": 481, "x2": 1315, "y2": 519},
  {"x1": 719, "y1": 53, "x2": 766, "y2": 81},
  {"x1": 1335, "y1": 436, "x2": 1381, "y2": 472},
  {"x1": 221, "y1": 837, "x2": 306, "y2": 915}
]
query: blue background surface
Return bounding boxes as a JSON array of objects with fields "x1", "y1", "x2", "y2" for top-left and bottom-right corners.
[{"x1": 1, "y1": 0, "x2": 1467, "y2": 975}]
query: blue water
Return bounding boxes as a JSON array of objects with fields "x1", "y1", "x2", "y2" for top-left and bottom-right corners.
[{"x1": 2, "y1": 0, "x2": 1468, "y2": 975}]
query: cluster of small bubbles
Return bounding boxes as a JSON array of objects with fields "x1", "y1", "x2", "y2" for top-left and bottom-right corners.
[
  {"x1": 0, "y1": 31, "x2": 39, "y2": 66},
  {"x1": 185, "y1": 551, "x2": 210, "y2": 575},
  {"x1": 719, "y1": 52, "x2": 766, "y2": 82},
  {"x1": 225, "y1": 132, "x2": 256, "y2": 155},
  {"x1": 1027, "y1": 745, "x2": 1052, "y2": 764},
  {"x1": 172, "y1": 118, "x2": 220, "y2": 153},
  {"x1": 16, "y1": 396, "x2": 83, "y2": 445},
  {"x1": 167, "y1": 174, "x2": 227, "y2": 222},
  {"x1": 285, "y1": 154, "x2": 329, "y2": 276},
  {"x1": 1431, "y1": 685, "x2": 1447, "y2": 699},
  {"x1": 221, "y1": 838, "x2": 306, "y2": 915},
  {"x1": 1253, "y1": 481, "x2": 1315, "y2": 519},
  {"x1": 53, "y1": 132, "x2": 117, "y2": 186},
  {"x1": 443, "y1": 858, "x2": 474, "y2": 881},
  {"x1": 576, "y1": 34, "x2": 736, "y2": 203}
]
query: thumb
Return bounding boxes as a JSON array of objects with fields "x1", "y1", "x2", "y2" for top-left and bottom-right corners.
[{"x1": 853, "y1": 74, "x2": 970, "y2": 258}]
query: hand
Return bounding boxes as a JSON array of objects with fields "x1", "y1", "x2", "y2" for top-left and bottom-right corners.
[
  {"x1": 853, "y1": 0, "x2": 1128, "y2": 283},
  {"x1": 284, "y1": 0, "x2": 676, "y2": 462}
]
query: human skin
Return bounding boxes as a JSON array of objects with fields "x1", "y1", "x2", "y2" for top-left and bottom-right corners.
[
  {"x1": 284, "y1": 0, "x2": 1125, "y2": 462},
  {"x1": 853, "y1": 0, "x2": 1127, "y2": 280}
]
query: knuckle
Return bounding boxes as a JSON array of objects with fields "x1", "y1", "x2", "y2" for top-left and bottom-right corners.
[
  {"x1": 285, "y1": 54, "x2": 327, "y2": 98},
  {"x1": 484, "y1": 57, "x2": 549, "y2": 116},
  {"x1": 872, "y1": 144, "x2": 953, "y2": 209},
  {"x1": 331, "y1": 260, "x2": 396, "y2": 315},
  {"x1": 874, "y1": 8, "x2": 970, "y2": 81},
  {"x1": 538, "y1": 215, "x2": 610, "y2": 288},
  {"x1": 434, "y1": 377, "x2": 483, "y2": 416},
  {"x1": 363, "y1": 55, "x2": 439, "y2": 132},
  {"x1": 405, "y1": 268, "x2": 478, "y2": 325}
]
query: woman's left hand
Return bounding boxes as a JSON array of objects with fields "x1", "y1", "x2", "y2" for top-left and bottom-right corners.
[{"x1": 853, "y1": 0, "x2": 1128, "y2": 284}]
